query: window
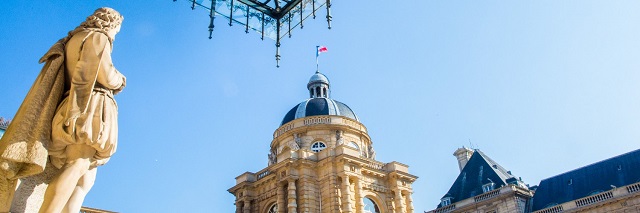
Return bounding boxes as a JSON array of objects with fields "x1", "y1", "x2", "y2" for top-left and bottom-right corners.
[
  {"x1": 267, "y1": 203, "x2": 277, "y2": 213},
  {"x1": 311, "y1": 142, "x2": 327, "y2": 152},
  {"x1": 267, "y1": 204, "x2": 277, "y2": 213},
  {"x1": 363, "y1": 197, "x2": 380, "y2": 213},
  {"x1": 441, "y1": 197, "x2": 452, "y2": 206},
  {"x1": 482, "y1": 183, "x2": 495, "y2": 193},
  {"x1": 348, "y1": 141, "x2": 360, "y2": 151}
]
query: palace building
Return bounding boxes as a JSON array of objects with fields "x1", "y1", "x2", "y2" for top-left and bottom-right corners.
[
  {"x1": 427, "y1": 148, "x2": 640, "y2": 213},
  {"x1": 228, "y1": 72, "x2": 418, "y2": 213}
]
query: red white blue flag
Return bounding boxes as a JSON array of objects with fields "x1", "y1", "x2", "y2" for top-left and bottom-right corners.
[
  {"x1": 316, "y1": 46, "x2": 328, "y2": 72},
  {"x1": 316, "y1": 46, "x2": 328, "y2": 57}
]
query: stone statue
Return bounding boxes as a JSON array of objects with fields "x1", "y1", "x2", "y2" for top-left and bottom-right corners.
[
  {"x1": 289, "y1": 133, "x2": 302, "y2": 151},
  {"x1": 368, "y1": 145, "x2": 376, "y2": 159},
  {"x1": 335, "y1": 130, "x2": 344, "y2": 146},
  {"x1": 268, "y1": 149, "x2": 277, "y2": 166},
  {"x1": 0, "y1": 8, "x2": 125, "y2": 213}
]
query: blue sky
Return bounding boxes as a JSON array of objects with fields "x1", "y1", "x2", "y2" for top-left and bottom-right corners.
[{"x1": 1, "y1": 1, "x2": 639, "y2": 212}]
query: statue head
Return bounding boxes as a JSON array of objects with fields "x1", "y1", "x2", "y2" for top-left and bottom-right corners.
[{"x1": 69, "y1": 7, "x2": 124, "y2": 40}]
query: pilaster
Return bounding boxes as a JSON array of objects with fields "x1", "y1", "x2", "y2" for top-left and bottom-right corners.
[
  {"x1": 243, "y1": 199, "x2": 251, "y2": 213},
  {"x1": 288, "y1": 179, "x2": 298, "y2": 213},
  {"x1": 404, "y1": 190, "x2": 413, "y2": 213},
  {"x1": 277, "y1": 183, "x2": 285, "y2": 213},
  {"x1": 354, "y1": 177, "x2": 365, "y2": 213},
  {"x1": 341, "y1": 175, "x2": 354, "y2": 212},
  {"x1": 394, "y1": 189, "x2": 405, "y2": 213}
]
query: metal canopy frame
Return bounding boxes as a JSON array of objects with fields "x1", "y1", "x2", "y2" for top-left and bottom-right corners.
[{"x1": 174, "y1": 0, "x2": 332, "y2": 67}]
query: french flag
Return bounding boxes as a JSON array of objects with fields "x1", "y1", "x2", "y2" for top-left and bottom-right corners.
[{"x1": 316, "y1": 46, "x2": 328, "y2": 57}]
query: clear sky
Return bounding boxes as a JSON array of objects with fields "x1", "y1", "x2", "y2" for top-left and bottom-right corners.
[{"x1": 1, "y1": 1, "x2": 640, "y2": 212}]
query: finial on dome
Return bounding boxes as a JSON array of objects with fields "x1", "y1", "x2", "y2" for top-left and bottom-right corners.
[{"x1": 307, "y1": 72, "x2": 330, "y2": 98}]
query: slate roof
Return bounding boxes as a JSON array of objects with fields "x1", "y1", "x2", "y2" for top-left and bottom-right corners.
[
  {"x1": 531, "y1": 148, "x2": 640, "y2": 211},
  {"x1": 280, "y1": 98, "x2": 359, "y2": 125},
  {"x1": 437, "y1": 150, "x2": 523, "y2": 208}
]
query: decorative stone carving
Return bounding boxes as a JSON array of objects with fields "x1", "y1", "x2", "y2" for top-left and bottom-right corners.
[
  {"x1": 368, "y1": 145, "x2": 376, "y2": 159},
  {"x1": 0, "y1": 7, "x2": 124, "y2": 213},
  {"x1": 336, "y1": 130, "x2": 344, "y2": 146},
  {"x1": 268, "y1": 148, "x2": 277, "y2": 166},
  {"x1": 289, "y1": 133, "x2": 301, "y2": 151}
]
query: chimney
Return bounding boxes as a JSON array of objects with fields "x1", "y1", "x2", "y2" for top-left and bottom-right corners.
[{"x1": 453, "y1": 147, "x2": 474, "y2": 171}]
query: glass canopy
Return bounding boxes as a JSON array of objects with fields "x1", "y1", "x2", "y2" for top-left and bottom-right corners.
[{"x1": 175, "y1": 0, "x2": 332, "y2": 67}]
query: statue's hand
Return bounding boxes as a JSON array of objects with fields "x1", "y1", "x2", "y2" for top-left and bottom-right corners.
[
  {"x1": 113, "y1": 75, "x2": 126, "y2": 95},
  {"x1": 64, "y1": 117, "x2": 78, "y2": 134}
]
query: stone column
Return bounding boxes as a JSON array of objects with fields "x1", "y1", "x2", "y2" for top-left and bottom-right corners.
[
  {"x1": 341, "y1": 175, "x2": 353, "y2": 212},
  {"x1": 354, "y1": 177, "x2": 365, "y2": 213},
  {"x1": 404, "y1": 191, "x2": 413, "y2": 213},
  {"x1": 243, "y1": 199, "x2": 251, "y2": 213},
  {"x1": 288, "y1": 179, "x2": 298, "y2": 213},
  {"x1": 236, "y1": 201, "x2": 243, "y2": 213},
  {"x1": 300, "y1": 178, "x2": 309, "y2": 213},
  {"x1": 329, "y1": 175, "x2": 339, "y2": 213},
  {"x1": 277, "y1": 183, "x2": 285, "y2": 213},
  {"x1": 394, "y1": 189, "x2": 405, "y2": 213}
]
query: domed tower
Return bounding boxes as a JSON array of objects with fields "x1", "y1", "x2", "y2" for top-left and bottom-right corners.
[{"x1": 229, "y1": 72, "x2": 418, "y2": 213}]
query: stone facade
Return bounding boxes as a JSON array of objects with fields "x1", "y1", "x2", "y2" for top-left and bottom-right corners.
[
  {"x1": 426, "y1": 185, "x2": 532, "y2": 213},
  {"x1": 532, "y1": 182, "x2": 640, "y2": 213},
  {"x1": 427, "y1": 148, "x2": 640, "y2": 213},
  {"x1": 229, "y1": 72, "x2": 417, "y2": 213}
]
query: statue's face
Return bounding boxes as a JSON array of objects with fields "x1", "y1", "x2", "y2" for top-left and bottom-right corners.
[{"x1": 108, "y1": 24, "x2": 122, "y2": 40}]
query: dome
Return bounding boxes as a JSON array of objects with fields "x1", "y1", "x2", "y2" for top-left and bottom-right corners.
[
  {"x1": 281, "y1": 98, "x2": 359, "y2": 126},
  {"x1": 281, "y1": 71, "x2": 359, "y2": 126},
  {"x1": 307, "y1": 72, "x2": 330, "y2": 87}
]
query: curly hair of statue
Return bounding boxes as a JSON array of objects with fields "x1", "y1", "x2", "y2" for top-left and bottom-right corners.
[{"x1": 66, "y1": 7, "x2": 124, "y2": 42}]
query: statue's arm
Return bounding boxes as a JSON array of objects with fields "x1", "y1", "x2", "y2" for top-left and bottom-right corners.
[{"x1": 94, "y1": 35, "x2": 125, "y2": 92}]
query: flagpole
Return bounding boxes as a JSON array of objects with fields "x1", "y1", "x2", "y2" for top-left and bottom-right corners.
[{"x1": 316, "y1": 45, "x2": 319, "y2": 73}]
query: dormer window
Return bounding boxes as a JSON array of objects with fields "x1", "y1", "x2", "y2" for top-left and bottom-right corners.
[
  {"x1": 441, "y1": 197, "x2": 452, "y2": 206},
  {"x1": 482, "y1": 183, "x2": 495, "y2": 193}
]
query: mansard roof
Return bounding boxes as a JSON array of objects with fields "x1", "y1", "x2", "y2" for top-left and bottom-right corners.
[
  {"x1": 531, "y1": 148, "x2": 640, "y2": 211},
  {"x1": 437, "y1": 150, "x2": 522, "y2": 208}
]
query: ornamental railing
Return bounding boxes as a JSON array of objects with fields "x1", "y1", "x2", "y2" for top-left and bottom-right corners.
[
  {"x1": 365, "y1": 160, "x2": 385, "y2": 170},
  {"x1": 536, "y1": 205, "x2": 563, "y2": 213},
  {"x1": 426, "y1": 185, "x2": 533, "y2": 213},
  {"x1": 574, "y1": 191, "x2": 613, "y2": 207},
  {"x1": 257, "y1": 169, "x2": 272, "y2": 180},
  {"x1": 304, "y1": 116, "x2": 331, "y2": 125},
  {"x1": 431, "y1": 204, "x2": 456, "y2": 213},
  {"x1": 533, "y1": 180, "x2": 640, "y2": 213},
  {"x1": 473, "y1": 188, "x2": 500, "y2": 202},
  {"x1": 627, "y1": 182, "x2": 640, "y2": 193},
  {"x1": 273, "y1": 116, "x2": 367, "y2": 139}
]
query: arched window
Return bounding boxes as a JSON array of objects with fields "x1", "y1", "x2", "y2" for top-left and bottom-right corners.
[
  {"x1": 311, "y1": 141, "x2": 327, "y2": 152},
  {"x1": 363, "y1": 197, "x2": 380, "y2": 213},
  {"x1": 348, "y1": 141, "x2": 360, "y2": 151},
  {"x1": 267, "y1": 203, "x2": 277, "y2": 213}
]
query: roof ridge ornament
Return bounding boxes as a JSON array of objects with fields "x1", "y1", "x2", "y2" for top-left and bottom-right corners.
[{"x1": 175, "y1": 0, "x2": 333, "y2": 67}]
